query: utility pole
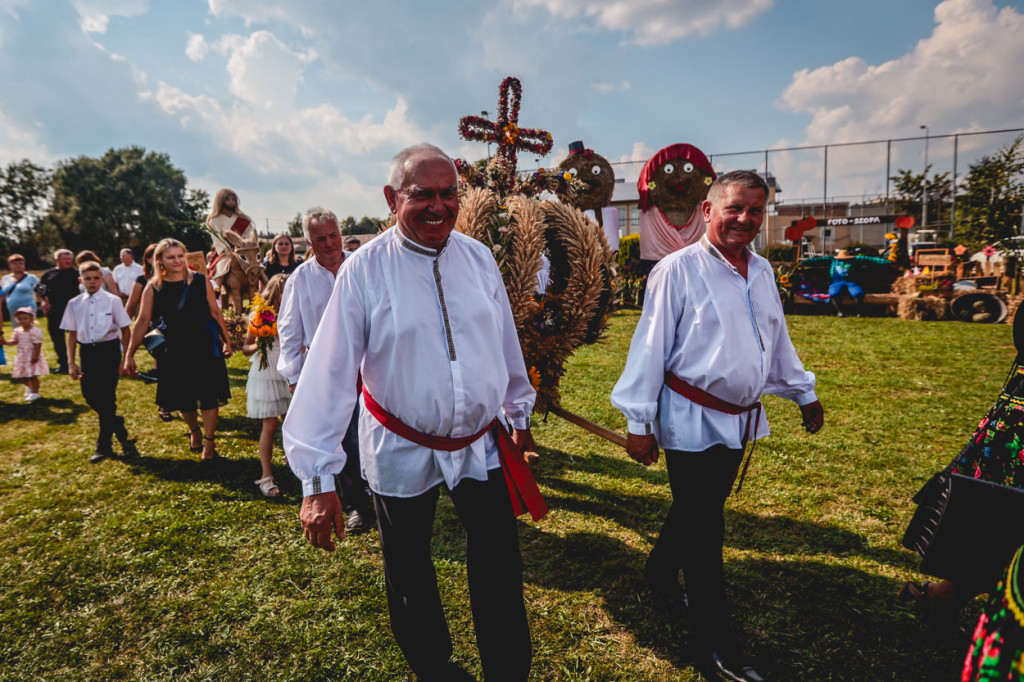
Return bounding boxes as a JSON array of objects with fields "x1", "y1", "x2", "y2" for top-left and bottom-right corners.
[{"x1": 920, "y1": 124, "x2": 930, "y2": 229}]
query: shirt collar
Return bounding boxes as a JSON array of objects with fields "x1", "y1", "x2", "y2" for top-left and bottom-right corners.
[
  {"x1": 699, "y1": 235, "x2": 762, "y2": 277},
  {"x1": 396, "y1": 223, "x2": 448, "y2": 258}
]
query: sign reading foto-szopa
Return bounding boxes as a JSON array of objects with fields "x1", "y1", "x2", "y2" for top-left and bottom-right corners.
[
  {"x1": 788, "y1": 215, "x2": 902, "y2": 229},
  {"x1": 823, "y1": 216, "x2": 882, "y2": 227}
]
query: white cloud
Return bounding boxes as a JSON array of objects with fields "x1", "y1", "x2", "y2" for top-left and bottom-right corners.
[
  {"x1": 141, "y1": 81, "x2": 424, "y2": 176},
  {"x1": 514, "y1": 0, "x2": 772, "y2": 45},
  {"x1": 71, "y1": 0, "x2": 147, "y2": 34},
  {"x1": 0, "y1": 107, "x2": 53, "y2": 166},
  {"x1": 619, "y1": 142, "x2": 654, "y2": 163},
  {"x1": 780, "y1": 0, "x2": 1024, "y2": 145},
  {"x1": 215, "y1": 31, "x2": 316, "y2": 110},
  {"x1": 185, "y1": 33, "x2": 208, "y2": 62},
  {"x1": 592, "y1": 80, "x2": 630, "y2": 94}
]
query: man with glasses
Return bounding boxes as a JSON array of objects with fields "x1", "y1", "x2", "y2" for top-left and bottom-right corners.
[{"x1": 284, "y1": 143, "x2": 543, "y2": 681}]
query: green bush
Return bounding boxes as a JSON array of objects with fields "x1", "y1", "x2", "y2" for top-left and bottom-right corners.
[
  {"x1": 617, "y1": 234, "x2": 648, "y2": 306},
  {"x1": 762, "y1": 244, "x2": 798, "y2": 262}
]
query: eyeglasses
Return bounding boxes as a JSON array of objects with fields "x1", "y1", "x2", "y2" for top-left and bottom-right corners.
[{"x1": 399, "y1": 186, "x2": 458, "y2": 202}]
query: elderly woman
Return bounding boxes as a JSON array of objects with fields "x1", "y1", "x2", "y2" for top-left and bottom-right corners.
[
  {"x1": 124, "y1": 238, "x2": 233, "y2": 462},
  {"x1": 1, "y1": 254, "x2": 40, "y2": 317}
]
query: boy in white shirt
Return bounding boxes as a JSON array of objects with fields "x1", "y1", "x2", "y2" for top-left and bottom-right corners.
[{"x1": 62, "y1": 261, "x2": 133, "y2": 463}]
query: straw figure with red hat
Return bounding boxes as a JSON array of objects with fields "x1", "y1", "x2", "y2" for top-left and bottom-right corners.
[{"x1": 637, "y1": 143, "x2": 717, "y2": 262}]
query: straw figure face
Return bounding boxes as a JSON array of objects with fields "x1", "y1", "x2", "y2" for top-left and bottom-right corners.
[{"x1": 558, "y1": 148, "x2": 615, "y2": 211}]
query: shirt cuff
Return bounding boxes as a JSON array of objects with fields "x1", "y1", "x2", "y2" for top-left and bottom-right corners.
[
  {"x1": 506, "y1": 412, "x2": 531, "y2": 431},
  {"x1": 301, "y1": 474, "x2": 337, "y2": 498},
  {"x1": 627, "y1": 420, "x2": 654, "y2": 436},
  {"x1": 794, "y1": 390, "x2": 819, "y2": 407}
]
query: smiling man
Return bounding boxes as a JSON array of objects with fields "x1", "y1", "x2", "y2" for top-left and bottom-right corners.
[
  {"x1": 611, "y1": 170, "x2": 824, "y2": 682},
  {"x1": 283, "y1": 143, "x2": 543, "y2": 681}
]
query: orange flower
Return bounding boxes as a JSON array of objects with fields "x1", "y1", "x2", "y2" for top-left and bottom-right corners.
[{"x1": 528, "y1": 366, "x2": 542, "y2": 391}]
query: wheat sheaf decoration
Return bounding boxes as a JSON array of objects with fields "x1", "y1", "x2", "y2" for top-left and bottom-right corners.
[{"x1": 454, "y1": 186, "x2": 610, "y2": 412}]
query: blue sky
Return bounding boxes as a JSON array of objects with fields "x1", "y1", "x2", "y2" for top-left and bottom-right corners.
[{"x1": 1, "y1": 0, "x2": 1022, "y2": 232}]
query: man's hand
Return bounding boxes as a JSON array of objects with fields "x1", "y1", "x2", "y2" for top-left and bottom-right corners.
[
  {"x1": 300, "y1": 491, "x2": 346, "y2": 551},
  {"x1": 626, "y1": 432, "x2": 660, "y2": 466},
  {"x1": 288, "y1": 383, "x2": 297, "y2": 395},
  {"x1": 123, "y1": 356, "x2": 136, "y2": 376},
  {"x1": 68, "y1": 362, "x2": 82, "y2": 380},
  {"x1": 512, "y1": 427, "x2": 538, "y2": 464},
  {"x1": 800, "y1": 400, "x2": 824, "y2": 434}
]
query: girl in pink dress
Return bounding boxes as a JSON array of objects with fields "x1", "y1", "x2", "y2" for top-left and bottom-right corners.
[{"x1": 5, "y1": 306, "x2": 49, "y2": 401}]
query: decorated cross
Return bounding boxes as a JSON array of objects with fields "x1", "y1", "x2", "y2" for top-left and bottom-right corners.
[{"x1": 458, "y1": 76, "x2": 553, "y2": 191}]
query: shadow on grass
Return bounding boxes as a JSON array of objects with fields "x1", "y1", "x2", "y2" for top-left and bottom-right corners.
[
  {"x1": 513, "y1": 523, "x2": 968, "y2": 680},
  {"x1": 0, "y1": 397, "x2": 89, "y2": 425},
  {"x1": 531, "y1": 448, "x2": 915, "y2": 571},
  {"x1": 120, "y1": 446, "x2": 301, "y2": 503}
]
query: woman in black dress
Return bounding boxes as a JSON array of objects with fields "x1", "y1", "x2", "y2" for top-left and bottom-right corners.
[
  {"x1": 901, "y1": 310, "x2": 1024, "y2": 623},
  {"x1": 124, "y1": 238, "x2": 233, "y2": 462},
  {"x1": 262, "y1": 233, "x2": 302, "y2": 279}
]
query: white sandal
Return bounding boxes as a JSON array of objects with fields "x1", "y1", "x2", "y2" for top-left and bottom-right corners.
[{"x1": 255, "y1": 476, "x2": 281, "y2": 497}]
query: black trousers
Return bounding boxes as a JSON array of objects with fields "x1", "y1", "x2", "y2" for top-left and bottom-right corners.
[
  {"x1": 48, "y1": 311, "x2": 68, "y2": 371},
  {"x1": 338, "y1": 412, "x2": 369, "y2": 513},
  {"x1": 79, "y1": 340, "x2": 123, "y2": 451},
  {"x1": 647, "y1": 444, "x2": 744, "y2": 648},
  {"x1": 373, "y1": 467, "x2": 531, "y2": 681}
]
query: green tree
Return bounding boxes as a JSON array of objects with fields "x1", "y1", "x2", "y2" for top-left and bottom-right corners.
[
  {"x1": 341, "y1": 216, "x2": 384, "y2": 235},
  {"x1": 890, "y1": 166, "x2": 953, "y2": 231},
  {"x1": 46, "y1": 146, "x2": 210, "y2": 261},
  {"x1": 954, "y1": 136, "x2": 1024, "y2": 251},
  {"x1": 287, "y1": 212, "x2": 303, "y2": 238},
  {"x1": 0, "y1": 159, "x2": 54, "y2": 266}
]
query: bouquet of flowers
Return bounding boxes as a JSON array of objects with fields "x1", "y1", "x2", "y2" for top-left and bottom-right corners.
[{"x1": 247, "y1": 293, "x2": 278, "y2": 370}]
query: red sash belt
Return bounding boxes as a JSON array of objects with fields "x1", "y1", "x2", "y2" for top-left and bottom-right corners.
[
  {"x1": 664, "y1": 372, "x2": 763, "y2": 494},
  {"x1": 361, "y1": 387, "x2": 548, "y2": 521}
]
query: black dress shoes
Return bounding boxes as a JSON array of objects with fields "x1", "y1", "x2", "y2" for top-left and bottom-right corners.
[{"x1": 709, "y1": 649, "x2": 765, "y2": 682}]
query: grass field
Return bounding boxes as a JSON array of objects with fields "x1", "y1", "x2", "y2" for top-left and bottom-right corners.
[{"x1": 0, "y1": 310, "x2": 1009, "y2": 681}]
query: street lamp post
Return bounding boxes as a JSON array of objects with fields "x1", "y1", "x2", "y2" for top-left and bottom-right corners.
[
  {"x1": 920, "y1": 124, "x2": 930, "y2": 229},
  {"x1": 482, "y1": 110, "x2": 491, "y2": 159}
]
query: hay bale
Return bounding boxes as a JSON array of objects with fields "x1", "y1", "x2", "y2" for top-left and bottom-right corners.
[
  {"x1": 1007, "y1": 294, "x2": 1024, "y2": 325},
  {"x1": 897, "y1": 295, "x2": 948, "y2": 321}
]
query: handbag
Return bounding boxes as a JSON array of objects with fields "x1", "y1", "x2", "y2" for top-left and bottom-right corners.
[
  {"x1": 142, "y1": 327, "x2": 167, "y2": 357},
  {"x1": 143, "y1": 278, "x2": 192, "y2": 359},
  {"x1": 902, "y1": 469, "x2": 1024, "y2": 585}
]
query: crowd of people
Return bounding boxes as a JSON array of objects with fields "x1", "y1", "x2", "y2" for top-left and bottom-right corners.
[{"x1": 2, "y1": 144, "x2": 1022, "y2": 680}]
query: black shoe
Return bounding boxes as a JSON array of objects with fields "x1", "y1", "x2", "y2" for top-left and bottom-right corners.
[
  {"x1": 708, "y1": 649, "x2": 764, "y2": 682},
  {"x1": 344, "y1": 508, "x2": 372, "y2": 535},
  {"x1": 90, "y1": 449, "x2": 113, "y2": 464},
  {"x1": 55, "y1": 366, "x2": 69, "y2": 375}
]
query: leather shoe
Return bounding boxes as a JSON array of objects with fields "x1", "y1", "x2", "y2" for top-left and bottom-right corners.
[
  {"x1": 709, "y1": 649, "x2": 764, "y2": 682},
  {"x1": 344, "y1": 509, "x2": 372, "y2": 535},
  {"x1": 90, "y1": 449, "x2": 112, "y2": 464}
]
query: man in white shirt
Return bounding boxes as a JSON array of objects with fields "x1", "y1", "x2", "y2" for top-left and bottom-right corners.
[
  {"x1": 283, "y1": 143, "x2": 544, "y2": 681},
  {"x1": 61, "y1": 261, "x2": 133, "y2": 463},
  {"x1": 111, "y1": 248, "x2": 144, "y2": 302},
  {"x1": 611, "y1": 170, "x2": 824, "y2": 682},
  {"x1": 276, "y1": 207, "x2": 372, "y2": 533}
]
